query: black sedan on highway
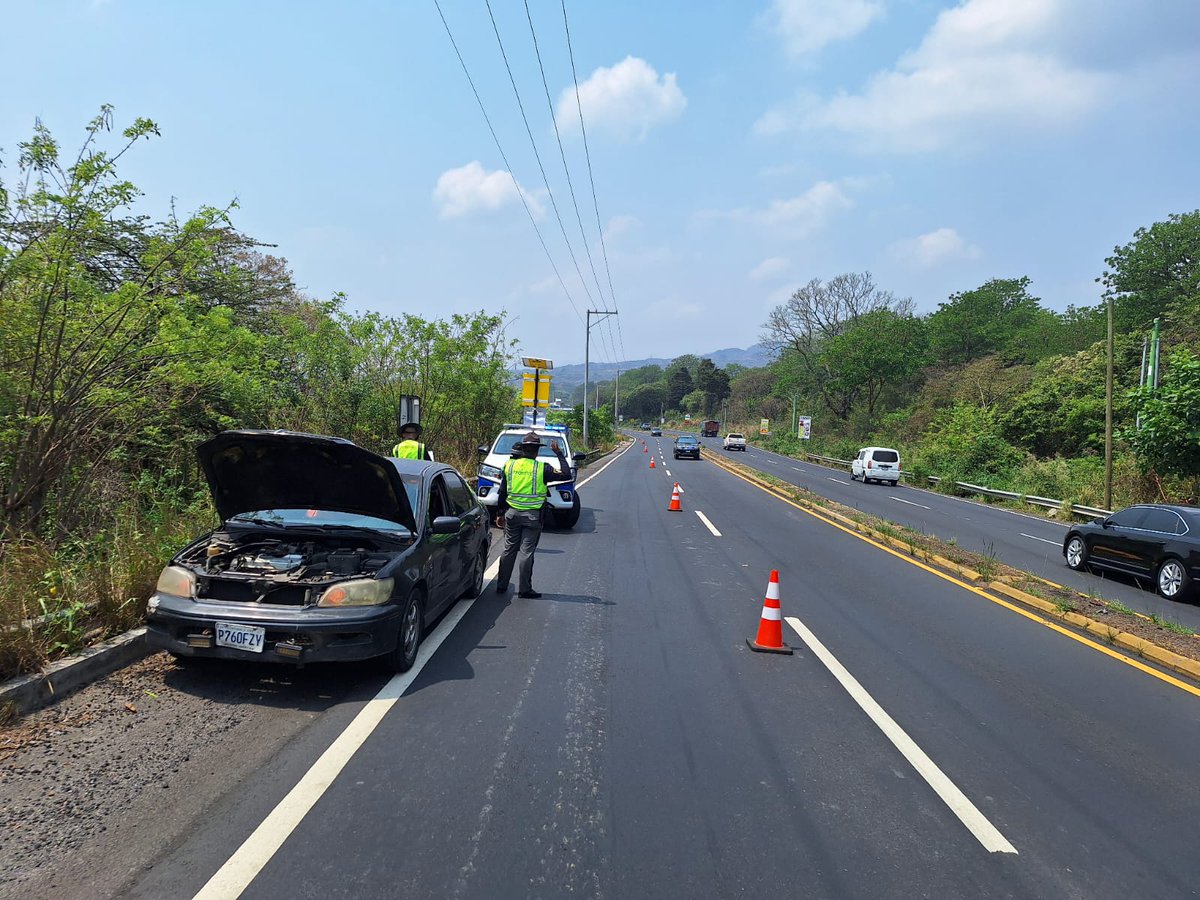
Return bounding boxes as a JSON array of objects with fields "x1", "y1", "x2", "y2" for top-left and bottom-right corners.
[
  {"x1": 1063, "y1": 503, "x2": 1200, "y2": 600},
  {"x1": 147, "y1": 430, "x2": 490, "y2": 672},
  {"x1": 673, "y1": 435, "x2": 701, "y2": 460}
]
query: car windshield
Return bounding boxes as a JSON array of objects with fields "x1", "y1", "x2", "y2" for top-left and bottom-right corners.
[
  {"x1": 676, "y1": 437, "x2": 698, "y2": 445},
  {"x1": 229, "y1": 508, "x2": 412, "y2": 534},
  {"x1": 491, "y1": 434, "x2": 567, "y2": 459}
]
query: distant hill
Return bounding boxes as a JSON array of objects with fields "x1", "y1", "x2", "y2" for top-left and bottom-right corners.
[{"x1": 521, "y1": 344, "x2": 773, "y2": 394}]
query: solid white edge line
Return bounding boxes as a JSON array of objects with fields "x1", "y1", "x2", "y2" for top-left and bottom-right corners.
[
  {"x1": 194, "y1": 557, "x2": 504, "y2": 900},
  {"x1": 891, "y1": 496, "x2": 932, "y2": 510},
  {"x1": 784, "y1": 615, "x2": 1018, "y2": 855},
  {"x1": 195, "y1": 443, "x2": 643, "y2": 896},
  {"x1": 695, "y1": 510, "x2": 722, "y2": 537},
  {"x1": 1020, "y1": 533, "x2": 1061, "y2": 546}
]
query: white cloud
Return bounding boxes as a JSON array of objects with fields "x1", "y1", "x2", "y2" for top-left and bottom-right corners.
[
  {"x1": 433, "y1": 161, "x2": 542, "y2": 219},
  {"x1": 889, "y1": 228, "x2": 982, "y2": 268},
  {"x1": 556, "y1": 56, "x2": 686, "y2": 141},
  {"x1": 749, "y1": 257, "x2": 791, "y2": 281},
  {"x1": 767, "y1": 0, "x2": 1111, "y2": 151},
  {"x1": 701, "y1": 179, "x2": 859, "y2": 238},
  {"x1": 761, "y1": 0, "x2": 884, "y2": 58},
  {"x1": 604, "y1": 214, "x2": 641, "y2": 242}
]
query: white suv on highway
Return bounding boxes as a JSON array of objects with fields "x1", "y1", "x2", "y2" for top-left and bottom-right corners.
[
  {"x1": 476, "y1": 424, "x2": 586, "y2": 528},
  {"x1": 723, "y1": 432, "x2": 747, "y2": 451},
  {"x1": 851, "y1": 446, "x2": 901, "y2": 485}
]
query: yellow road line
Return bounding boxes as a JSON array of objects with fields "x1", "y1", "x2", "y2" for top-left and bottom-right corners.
[{"x1": 713, "y1": 455, "x2": 1200, "y2": 699}]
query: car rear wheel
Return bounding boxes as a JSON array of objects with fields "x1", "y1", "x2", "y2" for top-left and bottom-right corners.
[
  {"x1": 1157, "y1": 558, "x2": 1191, "y2": 600},
  {"x1": 1064, "y1": 536, "x2": 1089, "y2": 571},
  {"x1": 386, "y1": 590, "x2": 424, "y2": 673},
  {"x1": 461, "y1": 549, "x2": 486, "y2": 599}
]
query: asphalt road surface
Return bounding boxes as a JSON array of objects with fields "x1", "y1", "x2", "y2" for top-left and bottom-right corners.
[
  {"x1": 672, "y1": 429, "x2": 1200, "y2": 632},
  {"x1": 104, "y1": 438, "x2": 1200, "y2": 899}
]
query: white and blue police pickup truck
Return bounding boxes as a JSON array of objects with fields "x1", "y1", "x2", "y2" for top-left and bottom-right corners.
[{"x1": 475, "y1": 424, "x2": 587, "y2": 528}]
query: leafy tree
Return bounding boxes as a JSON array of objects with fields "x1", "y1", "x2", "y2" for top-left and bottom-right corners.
[
  {"x1": 926, "y1": 277, "x2": 1047, "y2": 366},
  {"x1": 761, "y1": 272, "x2": 914, "y2": 420},
  {"x1": 666, "y1": 365, "x2": 693, "y2": 409},
  {"x1": 622, "y1": 382, "x2": 665, "y2": 420},
  {"x1": 817, "y1": 310, "x2": 928, "y2": 419},
  {"x1": 1124, "y1": 349, "x2": 1200, "y2": 486},
  {"x1": 1102, "y1": 210, "x2": 1200, "y2": 333},
  {"x1": 693, "y1": 358, "x2": 731, "y2": 416},
  {"x1": 917, "y1": 403, "x2": 1026, "y2": 482}
]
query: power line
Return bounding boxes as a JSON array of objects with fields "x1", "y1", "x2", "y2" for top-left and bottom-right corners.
[
  {"x1": 483, "y1": 0, "x2": 613, "y2": 364},
  {"x1": 523, "y1": 0, "x2": 608, "y2": 316},
  {"x1": 432, "y1": 0, "x2": 585, "y2": 328},
  {"x1": 561, "y1": 0, "x2": 626, "y2": 365}
]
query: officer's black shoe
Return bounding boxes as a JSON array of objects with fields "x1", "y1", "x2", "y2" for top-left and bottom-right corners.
[
  {"x1": 495, "y1": 582, "x2": 509, "y2": 593},
  {"x1": 518, "y1": 590, "x2": 542, "y2": 599}
]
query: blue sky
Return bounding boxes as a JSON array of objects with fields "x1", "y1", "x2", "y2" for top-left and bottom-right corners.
[{"x1": 4, "y1": 1, "x2": 1198, "y2": 366}]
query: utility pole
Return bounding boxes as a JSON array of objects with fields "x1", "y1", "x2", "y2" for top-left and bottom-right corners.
[
  {"x1": 614, "y1": 368, "x2": 620, "y2": 427},
  {"x1": 1104, "y1": 294, "x2": 1114, "y2": 510},
  {"x1": 583, "y1": 309, "x2": 617, "y2": 448}
]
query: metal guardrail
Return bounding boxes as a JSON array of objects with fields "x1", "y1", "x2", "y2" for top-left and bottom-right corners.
[{"x1": 799, "y1": 453, "x2": 1111, "y2": 519}]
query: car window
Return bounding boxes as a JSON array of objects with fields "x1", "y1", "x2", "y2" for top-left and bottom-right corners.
[
  {"x1": 1108, "y1": 507, "x2": 1148, "y2": 528},
  {"x1": 444, "y1": 472, "x2": 477, "y2": 516},
  {"x1": 871, "y1": 450, "x2": 899, "y2": 463},
  {"x1": 1140, "y1": 508, "x2": 1183, "y2": 534},
  {"x1": 427, "y1": 477, "x2": 451, "y2": 521},
  {"x1": 491, "y1": 434, "x2": 567, "y2": 459}
]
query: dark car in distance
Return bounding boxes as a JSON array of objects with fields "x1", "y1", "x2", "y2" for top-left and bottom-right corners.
[
  {"x1": 650, "y1": 427, "x2": 663, "y2": 436},
  {"x1": 673, "y1": 435, "x2": 701, "y2": 460},
  {"x1": 146, "y1": 430, "x2": 490, "y2": 672},
  {"x1": 639, "y1": 422, "x2": 652, "y2": 430},
  {"x1": 1063, "y1": 504, "x2": 1200, "y2": 601}
]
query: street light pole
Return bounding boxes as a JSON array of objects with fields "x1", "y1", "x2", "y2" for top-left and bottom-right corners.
[{"x1": 583, "y1": 309, "x2": 617, "y2": 448}]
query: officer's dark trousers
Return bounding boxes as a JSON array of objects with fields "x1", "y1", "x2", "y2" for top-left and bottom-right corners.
[{"x1": 498, "y1": 507, "x2": 544, "y2": 593}]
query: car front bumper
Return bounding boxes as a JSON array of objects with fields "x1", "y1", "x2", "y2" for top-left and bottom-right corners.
[
  {"x1": 674, "y1": 450, "x2": 701, "y2": 458},
  {"x1": 146, "y1": 593, "x2": 403, "y2": 665}
]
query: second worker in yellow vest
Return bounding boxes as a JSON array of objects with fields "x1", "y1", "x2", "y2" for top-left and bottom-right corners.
[{"x1": 494, "y1": 431, "x2": 571, "y2": 599}]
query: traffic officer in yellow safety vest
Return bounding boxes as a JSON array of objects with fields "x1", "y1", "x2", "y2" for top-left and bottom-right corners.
[
  {"x1": 494, "y1": 431, "x2": 571, "y2": 599},
  {"x1": 391, "y1": 422, "x2": 434, "y2": 461}
]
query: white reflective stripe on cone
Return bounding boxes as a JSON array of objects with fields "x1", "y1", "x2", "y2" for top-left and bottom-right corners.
[
  {"x1": 760, "y1": 606, "x2": 782, "y2": 621},
  {"x1": 766, "y1": 582, "x2": 780, "y2": 600}
]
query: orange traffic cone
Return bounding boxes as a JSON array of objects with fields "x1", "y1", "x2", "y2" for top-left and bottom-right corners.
[
  {"x1": 747, "y1": 570, "x2": 793, "y2": 655},
  {"x1": 649, "y1": 457, "x2": 656, "y2": 469},
  {"x1": 668, "y1": 482, "x2": 682, "y2": 511},
  {"x1": 643, "y1": 444, "x2": 648, "y2": 453}
]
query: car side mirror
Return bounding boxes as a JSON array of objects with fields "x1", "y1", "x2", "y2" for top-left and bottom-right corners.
[
  {"x1": 573, "y1": 452, "x2": 588, "y2": 461},
  {"x1": 431, "y1": 516, "x2": 462, "y2": 534},
  {"x1": 477, "y1": 445, "x2": 488, "y2": 455},
  {"x1": 1100, "y1": 518, "x2": 1112, "y2": 528}
]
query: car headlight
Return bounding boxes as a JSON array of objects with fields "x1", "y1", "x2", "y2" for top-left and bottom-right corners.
[
  {"x1": 478, "y1": 464, "x2": 502, "y2": 480},
  {"x1": 155, "y1": 565, "x2": 195, "y2": 599},
  {"x1": 317, "y1": 577, "x2": 394, "y2": 608}
]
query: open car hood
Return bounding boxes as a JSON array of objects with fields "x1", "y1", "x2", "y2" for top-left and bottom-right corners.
[{"x1": 198, "y1": 430, "x2": 417, "y2": 532}]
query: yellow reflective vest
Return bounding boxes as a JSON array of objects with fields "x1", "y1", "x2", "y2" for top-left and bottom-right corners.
[
  {"x1": 391, "y1": 439, "x2": 425, "y2": 459},
  {"x1": 503, "y1": 457, "x2": 547, "y2": 509}
]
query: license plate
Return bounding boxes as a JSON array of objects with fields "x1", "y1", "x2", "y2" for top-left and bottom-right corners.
[{"x1": 216, "y1": 622, "x2": 265, "y2": 653}]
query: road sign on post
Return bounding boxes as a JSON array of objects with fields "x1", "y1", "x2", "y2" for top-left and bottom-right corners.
[
  {"x1": 798, "y1": 416, "x2": 812, "y2": 440},
  {"x1": 759, "y1": 418, "x2": 770, "y2": 435},
  {"x1": 521, "y1": 373, "x2": 552, "y2": 408}
]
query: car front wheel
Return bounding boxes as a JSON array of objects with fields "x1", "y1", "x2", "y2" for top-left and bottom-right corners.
[
  {"x1": 1064, "y1": 536, "x2": 1088, "y2": 571},
  {"x1": 1157, "y1": 558, "x2": 1191, "y2": 600},
  {"x1": 386, "y1": 590, "x2": 424, "y2": 673}
]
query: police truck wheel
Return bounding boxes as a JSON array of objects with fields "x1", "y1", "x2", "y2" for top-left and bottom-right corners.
[{"x1": 555, "y1": 494, "x2": 581, "y2": 529}]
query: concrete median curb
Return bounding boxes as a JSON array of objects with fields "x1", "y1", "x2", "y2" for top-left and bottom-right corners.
[
  {"x1": 1, "y1": 626, "x2": 153, "y2": 716},
  {"x1": 702, "y1": 448, "x2": 1200, "y2": 685}
]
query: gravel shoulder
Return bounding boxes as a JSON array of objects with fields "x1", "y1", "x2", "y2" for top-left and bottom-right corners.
[{"x1": 0, "y1": 652, "x2": 386, "y2": 900}]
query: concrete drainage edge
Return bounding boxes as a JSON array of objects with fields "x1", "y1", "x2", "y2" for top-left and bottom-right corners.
[{"x1": 1, "y1": 626, "x2": 153, "y2": 716}]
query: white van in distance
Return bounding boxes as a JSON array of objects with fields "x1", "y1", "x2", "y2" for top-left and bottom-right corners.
[{"x1": 851, "y1": 447, "x2": 901, "y2": 485}]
